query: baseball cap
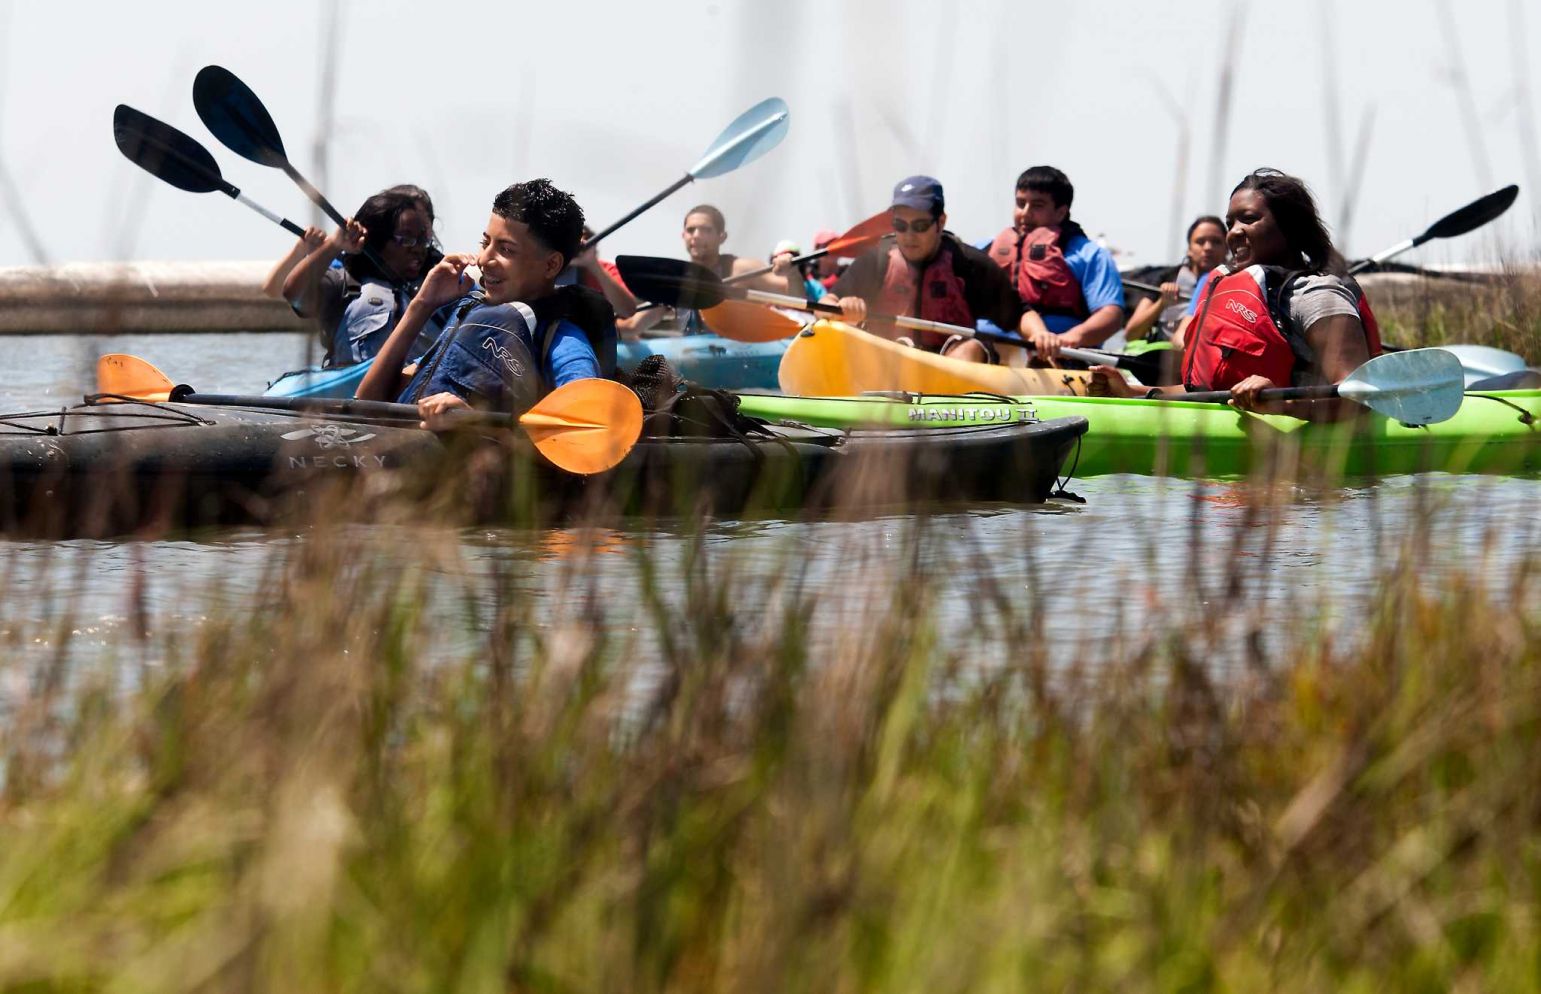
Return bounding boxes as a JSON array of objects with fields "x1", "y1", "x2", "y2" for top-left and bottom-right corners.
[
  {"x1": 891, "y1": 175, "x2": 944, "y2": 214},
  {"x1": 812, "y1": 228, "x2": 839, "y2": 248}
]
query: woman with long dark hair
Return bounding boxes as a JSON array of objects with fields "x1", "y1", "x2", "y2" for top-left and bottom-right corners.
[
  {"x1": 1123, "y1": 214, "x2": 1226, "y2": 344},
  {"x1": 1092, "y1": 169, "x2": 1381, "y2": 420},
  {"x1": 281, "y1": 184, "x2": 445, "y2": 367}
]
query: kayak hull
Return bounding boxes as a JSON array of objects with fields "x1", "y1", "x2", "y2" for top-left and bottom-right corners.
[
  {"x1": 736, "y1": 390, "x2": 1541, "y2": 479},
  {"x1": 777, "y1": 319, "x2": 1095, "y2": 396},
  {"x1": 0, "y1": 401, "x2": 1087, "y2": 536},
  {"x1": 265, "y1": 334, "x2": 789, "y2": 399}
]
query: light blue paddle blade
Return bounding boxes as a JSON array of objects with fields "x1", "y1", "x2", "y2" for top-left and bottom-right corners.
[
  {"x1": 1338, "y1": 347, "x2": 1465, "y2": 425},
  {"x1": 688, "y1": 97, "x2": 790, "y2": 179}
]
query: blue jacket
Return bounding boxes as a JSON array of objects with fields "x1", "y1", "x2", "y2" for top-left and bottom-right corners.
[{"x1": 398, "y1": 287, "x2": 614, "y2": 415}]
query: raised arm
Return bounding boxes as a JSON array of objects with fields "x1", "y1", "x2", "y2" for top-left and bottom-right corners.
[
  {"x1": 282, "y1": 219, "x2": 365, "y2": 317},
  {"x1": 262, "y1": 227, "x2": 326, "y2": 298}
]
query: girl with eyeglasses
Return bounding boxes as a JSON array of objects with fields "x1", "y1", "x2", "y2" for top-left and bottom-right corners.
[{"x1": 281, "y1": 184, "x2": 448, "y2": 367}]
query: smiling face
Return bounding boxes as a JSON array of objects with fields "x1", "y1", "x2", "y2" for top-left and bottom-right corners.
[
  {"x1": 1015, "y1": 188, "x2": 1069, "y2": 234},
  {"x1": 1187, "y1": 220, "x2": 1227, "y2": 272},
  {"x1": 892, "y1": 205, "x2": 943, "y2": 264},
  {"x1": 1225, "y1": 190, "x2": 1290, "y2": 268},
  {"x1": 476, "y1": 213, "x2": 563, "y2": 304},
  {"x1": 380, "y1": 205, "x2": 432, "y2": 281},
  {"x1": 682, "y1": 212, "x2": 726, "y2": 263}
]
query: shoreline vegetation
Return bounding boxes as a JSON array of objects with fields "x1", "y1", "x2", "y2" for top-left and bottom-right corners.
[
  {"x1": 1371, "y1": 269, "x2": 1541, "y2": 360},
  {"x1": 1, "y1": 486, "x2": 1539, "y2": 991}
]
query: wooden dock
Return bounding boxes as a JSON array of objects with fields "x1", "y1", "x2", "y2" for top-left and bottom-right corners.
[{"x1": 0, "y1": 261, "x2": 311, "y2": 334}]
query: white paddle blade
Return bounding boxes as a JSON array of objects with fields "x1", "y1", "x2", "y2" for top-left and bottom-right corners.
[
  {"x1": 1338, "y1": 348, "x2": 1465, "y2": 425},
  {"x1": 688, "y1": 97, "x2": 790, "y2": 179}
]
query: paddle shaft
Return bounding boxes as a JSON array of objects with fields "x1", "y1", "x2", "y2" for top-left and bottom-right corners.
[
  {"x1": 1180, "y1": 385, "x2": 1341, "y2": 405},
  {"x1": 1122, "y1": 276, "x2": 1192, "y2": 301},
  {"x1": 157, "y1": 390, "x2": 514, "y2": 427},
  {"x1": 731, "y1": 246, "x2": 829, "y2": 283},
  {"x1": 234, "y1": 191, "x2": 305, "y2": 236},
  {"x1": 740, "y1": 287, "x2": 1116, "y2": 365},
  {"x1": 585, "y1": 174, "x2": 693, "y2": 250}
]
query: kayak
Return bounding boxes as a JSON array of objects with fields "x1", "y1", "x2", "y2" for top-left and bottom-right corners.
[
  {"x1": 0, "y1": 399, "x2": 1087, "y2": 536},
  {"x1": 736, "y1": 389, "x2": 1541, "y2": 479},
  {"x1": 265, "y1": 333, "x2": 788, "y2": 399},
  {"x1": 777, "y1": 319, "x2": 1096, "y2": 397}
]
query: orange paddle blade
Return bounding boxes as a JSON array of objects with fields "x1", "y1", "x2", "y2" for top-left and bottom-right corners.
[
  {"x1": 96, "y1": 353, "x2": 174, "y2": 402},
  {"x1": 700, "y1": 299, "x2": 806, "y2": 342},
  {"x1": 823, "y1": 209, "x2": 890, "y2": 257},
  {"x1": 519, "y1": 378, "x2": 643, "y2": 475}
]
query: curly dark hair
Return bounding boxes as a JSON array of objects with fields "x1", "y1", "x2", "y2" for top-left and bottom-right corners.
[
  {"x1": 492, "y1": 179, "x2": 585, "y2": 268},
  {"x1": 1231, "y1": 169, "x2": 1337, "y2": 273},
  {"x1": 344, "y1": 184, "x2": 438, "y2": 283}
]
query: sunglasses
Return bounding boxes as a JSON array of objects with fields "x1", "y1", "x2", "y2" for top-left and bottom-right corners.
[
  {"x1": 390, "y1": 232, "x2": 438, "y2": 249},
  {"x1": 892, "y1": 217, "x2": 936, "y2": 234}
]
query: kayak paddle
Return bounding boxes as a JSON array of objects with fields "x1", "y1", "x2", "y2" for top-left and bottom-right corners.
[
  {"x1": 727, "y1": 209, "x2": 891, "y2": 283},
  {"x1": 583, "y1": 96, "x2": 790, "y2": 250},
  {"x1": 94, "y1": 354, "x2": 644, "y2": 475},
  {"x1": 628, "y1": 209, "x2": 892, "y2": 314},
  {"x1": 193, "y1": 65, "x2": 350, "y2": 228},
  {"x1": 192, "y1": 65, "x2": 396, "y2": 277},
  {"x1": 112, "y1": 105, "x2": 306, "y2": 237},
  {"x1": 617, "y1": 255, "x2": 1164, "y2": 380},
  {"x1": 1177, "y1": 347, "x2": 1465, "y2": 425},
  {"x1": 1347, "y1": 184, "x2": 1519, "y2": 275}
]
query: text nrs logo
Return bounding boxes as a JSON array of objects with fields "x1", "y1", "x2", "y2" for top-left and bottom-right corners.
[{"x1": 1224, "y1": 298, "x2": 1258, "y2": 323}]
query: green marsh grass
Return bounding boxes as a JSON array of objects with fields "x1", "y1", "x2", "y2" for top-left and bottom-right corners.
[
  {"x1": 1, "y1": 489, "x2": 1539, "y2": 993},
  {"x1": 1371, "y1": 268, "x2": 1541, "y2": 360}
]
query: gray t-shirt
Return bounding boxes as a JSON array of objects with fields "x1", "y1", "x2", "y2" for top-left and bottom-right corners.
[{"x1": 1288, "y1": 273, "x2": 1360, "y2": 332}]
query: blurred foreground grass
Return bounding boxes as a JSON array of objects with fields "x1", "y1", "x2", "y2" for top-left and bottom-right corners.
[{"x1": 0, "y1": 504, "x2": 1538, "y2": 994}]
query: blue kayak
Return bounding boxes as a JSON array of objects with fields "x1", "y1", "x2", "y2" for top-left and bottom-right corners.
[{"x1": 264, "y1": 333, "x2": 788, "y2": 399}]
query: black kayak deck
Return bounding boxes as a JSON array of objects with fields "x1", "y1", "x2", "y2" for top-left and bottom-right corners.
[{"x1": 0, "y1": 400, "x2": 1088, "y2": 536}]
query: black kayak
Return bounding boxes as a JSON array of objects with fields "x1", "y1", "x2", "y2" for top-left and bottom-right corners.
[{"x1": 0, "y1": 400, "x2": 1088, "y2": 536}]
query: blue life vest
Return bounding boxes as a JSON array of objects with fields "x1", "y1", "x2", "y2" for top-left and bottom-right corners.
[
  {"x1": 328, "y1": 277, "x2": 445, "y2": 368},
  {"x1": 397, "y1": 286, "x2": 617, "y2": 415}
]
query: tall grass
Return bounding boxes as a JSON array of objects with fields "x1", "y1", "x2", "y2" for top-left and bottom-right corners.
[
  {"x1": 1, "y1": 492, "x2": 1538, "y2": 993},
  {"x1": 1372, "y1": 269, "x2": 1541, "y2": 361}
]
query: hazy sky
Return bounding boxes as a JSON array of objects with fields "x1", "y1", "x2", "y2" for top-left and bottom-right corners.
[{"x1": 6, "y1": 0, "x2": 1540, "y2": 270}]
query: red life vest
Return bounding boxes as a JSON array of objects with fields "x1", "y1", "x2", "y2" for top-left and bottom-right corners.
[
  {"x1": 875, "y1": 243, "x2": 975, "y2": 338},
  {"x1": 986, "y1": 225, "x2": 1086, "y2": 318},
  {"x1": 1182, "y1": 265, "x2": 1382, "y2": 391}
]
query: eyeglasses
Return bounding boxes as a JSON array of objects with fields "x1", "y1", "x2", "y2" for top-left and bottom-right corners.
[
  {"x1": 390, "y1": 232, "x2": 438, "y2": 249},
  {"x1": 892, "y1": 217, "x2": 936, "y2": 234}
]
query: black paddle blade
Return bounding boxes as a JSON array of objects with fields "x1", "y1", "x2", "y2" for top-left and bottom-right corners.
[
  {"x1": 1424, "y1": 184, "x2": 1519, "y2": 241},
  {"x1": 615, "y1": 255, "x2": 729, "y2": 309},
  {"x1": 113, "y1": 105, "x2": 229, "y2": 195},
  {"x1": 192, "y1": 65, "x2": 288, "y2": 168}
]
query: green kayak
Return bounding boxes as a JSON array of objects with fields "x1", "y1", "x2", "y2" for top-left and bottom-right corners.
[{"x1": 736, "y1": 390, "x2": 1541, "y2": 479}]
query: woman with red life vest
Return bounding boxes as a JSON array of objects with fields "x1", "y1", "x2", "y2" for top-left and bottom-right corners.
[
  {"x1": 1089, "y1": 169, "x2": 1382, "y2": 420},
  {"x1": 1123, "y1": 215, "x2": 1227, "y2": 344},
  {"x1": 824, "y1": 176, "x2": 1045, "y2": 364}
]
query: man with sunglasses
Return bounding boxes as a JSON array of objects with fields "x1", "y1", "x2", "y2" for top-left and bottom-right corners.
[{"x1": 822, "y1": 176, "x2": 1040, "y2": 363}]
